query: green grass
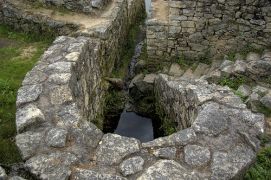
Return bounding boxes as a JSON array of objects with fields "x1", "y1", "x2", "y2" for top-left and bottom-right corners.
[
  {"x1": 245, "y1": 146, "x2": 271, "y2": 180},
  {"x1": 218, "y1": 75, "x2": 253, "y2": 90},
  {"x1": 0, "y1": 24, "x2": 53, "y2": 165}
]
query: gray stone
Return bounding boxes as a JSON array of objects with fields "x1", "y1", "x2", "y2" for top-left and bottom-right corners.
[
  {"x1": 22, "y1": 70, "x2": 48, "y2": 85},
  {"x1": 16, "y1": 131, "x2": 44, "y2": 160},
  {"x1": 260, "y1": 93, "x2": 271, "y2": 109},
  {"x1": 219, "y1": 60, "x2": 233, "y2": 69},
  {"x1": 45, "y1": 128, "x2": 68, "y2": 148},
  {"x1": 25, "y1": 152, "x2": 78, "y2": 180},
  {"x1": 247, "y1": 92, "x2": 261, "y2": 112},
  {"x1": 168, "y1": 63, "x2": 184, "y2": 77},
  {"x1": 96, "y1": 134, "x2": 141, "y2": 165},
  {"x1": 16, "y1": 84, "x2": 43, "y2": 106},
  {"x1": 16, "y1": 104, "x2": 45, "y2": 133},
  {"x1": 184, "y1": 145, "x2": 211, "y2": 167},
  {"x1": 246, "y1": 52, "x2": 260, "y2": 61},
  {"x1": 153, "y1": 147, "x2": 177, "y2": 159},
  {"x1": 232, "y1": 60, "x2": 246, "y2": 74},
  {"x1": 50, "y1": 85, "x2": 73, "y2": 105},
  {"x1": 72, "y1": 168, "x2": 127, "y2": 180},
  {"x1": 56, "y1": 103, "x2": 81, "y2": 127},
  {"x1": 247, "y1": 59, "x2": 271, "y2": 76},
  {"x1": 0, "y1": 166, "x2": 7, "y2": 180},
  {"x1": 237, "y1": 85, "x2": 251, "y2": 97},
  {"x1": 120, "y1": 156, "x2": 144, "y2": 176},
  {"x1": 137, "y1": 160, "x2": 198, "y2": 180},
  {"x1": 48, "y1": 73, "x2": 71, "y2": 85},
  {"x1": 192, "y1": 102, "x2": 229, "y2": 136},
  {"x1": 252, "y1": 85, "x2": 269, "y2": 96},
  {"x1": 142, "y1": 128, "x2": 196, "y2": 148},
  {"x1": 47, "y1": 62, "x2": 72, "y2": 74},
  {"x1": 92, "y1": 0, "x2": 106, "y2": 9},
  {"x1": 211, "y1": 145, "x2": 255, "y2": 180}
]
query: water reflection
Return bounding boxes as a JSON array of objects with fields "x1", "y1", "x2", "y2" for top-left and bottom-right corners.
[{"x1": 114, "y1": 111, "x2": 154, "y2": 142}]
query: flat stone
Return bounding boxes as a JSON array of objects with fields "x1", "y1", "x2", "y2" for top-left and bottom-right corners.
[
  {"x1": 16, "y1": 131, "x2": 44, "y2": 160},
  {"x1": 25, "y1": 152, "x2": 78, "y2": 180},
  {"x1": 45, "y1": 128, "x2": 68, "y2": 148},
  {"x1": 211, "y1": 145, "x2": 255, "y2": 180},
  {"x1": 0, "y1": 166, "x2": 7, "y2": 180},
  {"x1": 120, "y1": 156, "x2": 144, "y2": 176},
  {"x1": 153, "y1": 147, "x2": 177, "y2": 159},
  {"x1": 16, "y1": 104, "x2": 45, "y2": 133},
  {"x1": 192, "y1": 102, "x2": 229, "y2": 136},
  {"x1": 50, "y1": 85, "x2": 73, "y2": 105},
  {"x1": 96, "y1": 134, "x2": 141, "y2": 165},
  {"x1": 184, "y1": 145, "x2": 211, "y2": 167},
  {"x1": 137, "y1": 160, "x2": 198, "y2": 180},
  {"x1": 72, "y1": 168, "x2": 127, "y2": 180},
  {"x1": 48, "y1": 73, "x2": 71, "y2": 85},
  {"x1": 16, "y1": 84, "x2": 43, "y2": 106},
  {"x1": 56, "y1": 103, "x2": 81, "y2": 127}
]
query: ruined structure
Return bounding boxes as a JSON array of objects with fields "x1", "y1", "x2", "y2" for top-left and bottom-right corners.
[
  {"x1": 0, "y1": 0, "x2": 270, "y2": 179},
  {"x1": 147, "y1": 0, "x2": 271, "y2": 60}
]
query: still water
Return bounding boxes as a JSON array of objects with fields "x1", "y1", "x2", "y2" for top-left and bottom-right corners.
[{"x1": 114, "y1": 111, "x2": 154, "y2": 142}]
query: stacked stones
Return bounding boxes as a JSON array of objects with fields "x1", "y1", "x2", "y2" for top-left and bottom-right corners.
[
  {"x1": 15, "y1": 55, "x2": 265, "y2": 179},
  {"x1": 26, "y1": 0, "x2": 111, "y2": 14},
  {"x1": 147, "y1": 0, "x2": 271, "y2": 60}
]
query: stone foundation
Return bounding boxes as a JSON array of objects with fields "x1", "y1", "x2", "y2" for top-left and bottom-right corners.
[{"x1": 147, "y1": 0, "x2": 271, "y2": 60}]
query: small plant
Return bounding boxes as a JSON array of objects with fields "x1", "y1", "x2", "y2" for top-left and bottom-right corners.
[
  {"x1": 245, "y1": 146, "x2": 271, "y2": 180},
  {"x1": 218, "y1": 75, "x2": 250, "y2": 90}
]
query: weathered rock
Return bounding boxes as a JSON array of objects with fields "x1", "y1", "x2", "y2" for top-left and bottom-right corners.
[
  {"x1": 50, "y1": 85, "x2": 73, "y2": 105},
  {"x1": 129, "y1": 73, "x2": 144, "y2": 89},
  {"x1": 168, "y1": 63, "x2": 184, "y2": 77},
  {"x1": 137, "y1": 160, "x2": 198, "y2": 180},
  {"x1": 153, "y1": 147, "x2": 176, "y2": 159},
  {"x1": 120, "y1": 156, "x2": 145, "y2": 176},
  {"x1": 237, "y1": 85, "x2": 251, "y2": 97},
  {"x1": 25, "y1": 152, "x2": 78, "y2": 180},
  {"x1": 247, "y1": 59, "x2": 271, "y2": 77},
  {"x1": 72, "y1": 168, "x2": 127, "y2": 180},
  {"x1": 246, "y1": 52, "x2": 261, "y2": 62},
  {"x1": 16, "y1": 84, "x2": 43, "y2": 106},
  {"x1": 0, "y1": 166, "x2": 7, "y2": 180},
  {"x1": 96, "y1": 134, "x2": 141, "y2": 165},
  {"x1": 247, "y1": 92, "x2": 262, "y2": 112},
  {"x1": 252, "y1": 85, "x2": 269, "y2": 96},
  {"x1": 232, "y1": 60, "x2": 246, "y2": 74},
  {"x1": 192, "y1": 102, "x2": 230, "y2": 136},
  {"x1": 260, "y1": 93, "x2": 271, "y2": 109},
  {"x1": 48, "y1": 73, "x2": 71, "y2": 85},
  {"x1": 184, "y1": 145, "x2": 211, "y2": 167},
  {"x1": 16, "y1": 104, "x2": 45, "y2": 133},
  {"x1": 16, "y1": 131, "x2": 44, "y2": 160},
  {"x1": 143, "y1": 74, "x2": 157, "y2": 84},
  {"x1": 211, "y1": 145, "x2": 255, "y2": 180},
  {"x1": 45, "y1": 128, "x2": 68, "y2": 148}
]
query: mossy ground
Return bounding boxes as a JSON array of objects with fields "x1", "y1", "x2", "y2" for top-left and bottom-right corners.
[{"x1": 0, "y1": 24, "x2": 53, "y2": 165}]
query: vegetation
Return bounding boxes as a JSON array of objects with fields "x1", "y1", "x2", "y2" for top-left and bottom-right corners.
[
  {"x1": 218, "y1": 75, "x2": 252, "y2": 90},
  {"x1": 0, "y1": 24, "x2": 53, "y2": 165},
  {"x1": 226, "y1": 45, "x2": 265, "y2": 62},
  {"x1": 245, "y1": 146, "x2": 271, "y2": 180}
]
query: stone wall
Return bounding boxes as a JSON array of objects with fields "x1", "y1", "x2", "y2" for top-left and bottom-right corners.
[
  {"x1": 147, "y1": 0, "x2": 271, "y2": 60},
  {"x1": 26, "y1": 0, "x2": 111, "y2": 14},
  {"x1": 0, "y1": 0, "x2": 80, "y2": 35}
]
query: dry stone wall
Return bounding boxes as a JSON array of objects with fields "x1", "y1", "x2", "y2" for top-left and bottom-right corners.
[{"x1": 147, "y1": 0, "x2": 271, "y2": 60}]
